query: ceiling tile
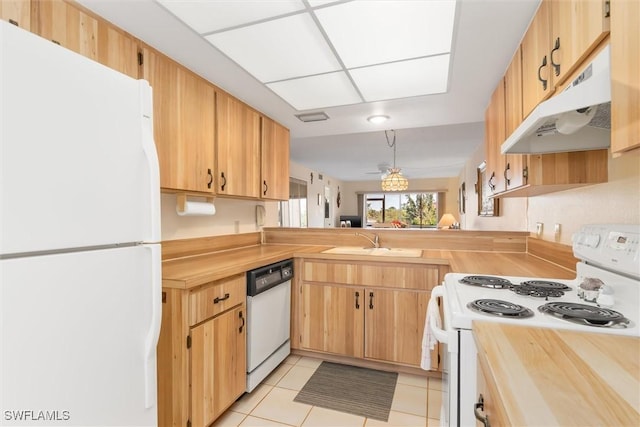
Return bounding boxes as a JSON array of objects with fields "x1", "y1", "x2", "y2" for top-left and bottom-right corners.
[
  {"x1": 158, "y1": 0, "x2": 305, "y2": 34},
  {"x1": 315, "y1": 0, "x2": 456, "y2": 68},
  {"x1": 267, "y1": 72, "x2": 362, "y2": 110},
  {"x1": 350, "y1": 55, "x2": 451, "y2": 102},
  {"x1": 205, "y1": 13, "x2": 341, "y2": 82}
]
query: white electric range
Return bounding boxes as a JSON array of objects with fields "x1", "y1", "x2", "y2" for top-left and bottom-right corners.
[{"x1": 427, "y1": 224, "x2": 640, "y2": 427}]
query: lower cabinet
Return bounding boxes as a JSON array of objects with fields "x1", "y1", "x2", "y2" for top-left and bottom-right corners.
[
  {"x1": 475, "y1": 359, "x2": 507, "y2": 427},
  {"x1": 296, "y1": 259, "x2": 443, "y2": 370},
  {"x1": 158, "y1": 274, "x2": 247, "y2": 427},
  {"x1": 191, "y1": 305, "x2": 246, "y2": 427}
]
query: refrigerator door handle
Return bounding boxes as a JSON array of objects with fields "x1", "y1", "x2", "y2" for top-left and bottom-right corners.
[
  {"x1": 139, "y1": 80, "x2": 161, "y2": 243},
  {"x1": 143, "y1": 244, "x2": 162, "y2": 409}
]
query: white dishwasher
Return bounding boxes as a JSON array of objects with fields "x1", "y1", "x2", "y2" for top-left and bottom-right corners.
[{"x1": 246, "y1": 259, "x2": 293, "y2": 392}]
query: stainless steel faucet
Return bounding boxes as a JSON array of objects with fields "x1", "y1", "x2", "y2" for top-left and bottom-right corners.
[{"x1": 355, "y1": 232, "x2": 380, "y2": 248}]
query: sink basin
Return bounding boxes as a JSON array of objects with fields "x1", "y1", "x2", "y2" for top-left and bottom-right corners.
[{"x1": 322, "y1": 246, "x2": 422, "y2": 257}]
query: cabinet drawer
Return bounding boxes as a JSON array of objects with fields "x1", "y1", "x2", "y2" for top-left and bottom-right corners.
[{"x1": 189, "y1": 274, "x2": 246, "y2": 326}]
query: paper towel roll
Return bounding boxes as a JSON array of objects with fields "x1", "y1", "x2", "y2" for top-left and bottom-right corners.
[{"x1": 176, "y1": 201, "x2": 216, "y2": 216}]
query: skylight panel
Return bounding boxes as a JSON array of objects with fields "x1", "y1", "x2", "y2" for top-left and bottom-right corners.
[{"x1": 267, "y1": 72, "x2": 362, "y2": 110}]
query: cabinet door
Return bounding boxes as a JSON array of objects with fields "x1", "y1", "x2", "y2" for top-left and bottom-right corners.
[
  {"x1": 484, "y1": 80, "x2": 506, "y2": 194},
  {"x1": 190, "y1": 305, "x2": 246, "y2": 427},
  {"x1": 300, "y1": 283, "x2": 364, "y2": 358},
  {"x1": 261, "y1": 116, "x2": 290, "y2": 200},
  {"x1": 364, "y1": 289, "x2": 429, "y2": 366},
  {"x1": 216, "y1": 91, "x2": 261, "y2": 198},
  {"x1": 550, "y1": 0, "x2": 609, "y2": 85},
  {"x1": 503, "y1": 47, "x2": 528, "y2": 190},
  {"x1": 0, "y1": 0, "x2": 30, "y2": 29},
  {"x1": 33, "y1": 0, "x2": 138, "y2": 78},
  {"x1": 141, "y1": 46, "x2": 215, "y2": 193},
  {"x1": 611, "y1": 0, "x2": 640, "y2": 153},
  {"x1": 521, "y1": 0, "x2": 553, "y2": 118}
]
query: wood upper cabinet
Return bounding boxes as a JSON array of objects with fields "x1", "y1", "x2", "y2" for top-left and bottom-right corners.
[
  {"x1": 141, "y1": 46, "x2": 215, "y2": 193},
  {"x1": 364, "y1": 289, "x2": 429, "y2": 366},
  {"x1": 190, "y1": 304, "x2": 246, "y2": 427},
  {"x1": 503, "y1": 47, "x2": 528, "y2": 190},
  {"x1": 261, "y1": 116, "x2": 290, "y2": 200},
  {"x1": 611, "y1": 0, "x2": 640, "y2": 154},
  {"x1": 216, "y1": 91, "x2": 261, "y2": 198},
  {"x1": 32, "y1": 0, "x2": 138, "y2": 78},
  {"x1": 550, "y1": 0, "x2": 610, "y2": 85},
  {"x1": 484, "y1": 79, "x2": 506, "y2": 194},
  {"x1": 521, "y1": 0, "x2": 553, "y2": 118},
  {"x1": 0, "y1": 0, "x2": 30, "y2": 29}
]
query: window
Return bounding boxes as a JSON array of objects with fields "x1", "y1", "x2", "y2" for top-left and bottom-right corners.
[
  {"x1": 280, "y1": 178, "x2": 307, "y2": 227},
  {"x1": 365, "y1": 192, "x2": 438, "y2": 228}
]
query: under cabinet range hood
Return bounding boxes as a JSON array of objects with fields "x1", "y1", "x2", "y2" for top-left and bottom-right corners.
[{"x1": 501, "y1": 45, "x2": 611, "y2": 154}]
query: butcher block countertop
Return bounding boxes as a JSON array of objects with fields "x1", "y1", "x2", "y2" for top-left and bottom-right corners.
[
  {"x1": 162, "y1": 243, "x2": 575, "y2": 289},
  {"x1": 473, "y1": 322, "x2": 640, "y2": 426}
]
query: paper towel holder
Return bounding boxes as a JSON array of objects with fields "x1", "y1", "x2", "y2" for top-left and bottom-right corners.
[{"x1": 176, "y1": 193, "x2": 215, "y2": 214}]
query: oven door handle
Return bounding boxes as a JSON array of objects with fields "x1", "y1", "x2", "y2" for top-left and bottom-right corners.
[{"x1": 428, "y1": 285, "x2": 449, "y2": 344}]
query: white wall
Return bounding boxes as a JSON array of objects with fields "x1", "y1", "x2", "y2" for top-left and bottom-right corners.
[{"x1": 289, "y1": 161, "x2": 345, "y2": 228}]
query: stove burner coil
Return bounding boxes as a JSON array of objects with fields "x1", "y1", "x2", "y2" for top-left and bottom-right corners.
[
  {"x1": 467, "y1": 299, "x2": 534, "y2": 318},
  {"x1": 459, "y1": 276, "x2": 513, "y2": 289},
  {"x1": 538, "y1": 302, "x2": 630, "y2": 328},
  {"x1": 509, "y1": 284, "x2": 566, "y2": 299},
  {"x1": 520, "y1": 280, "x2": 572, "y2": 291}
]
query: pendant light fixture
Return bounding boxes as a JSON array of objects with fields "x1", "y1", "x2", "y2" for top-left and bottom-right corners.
[{"x1": 381, "y1": 130, "x2": 409, "y2": 191}]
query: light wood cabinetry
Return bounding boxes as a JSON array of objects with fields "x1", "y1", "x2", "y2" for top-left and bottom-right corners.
[
  {"x1": 140, "y1": 45, "x2": 215, "y2": 193},
  {"x1": 550, "y1": 0, "x2": 610, "y2": 85},
  {"x1": 158, "y1": 274, "x2": 246, "y2": 427},
  {"x1": 611, "y1": 0, "x2": 640, "y2": 154},
  {"x1": 475, "y1": 359, "x2": 507, "y2": 427},
  {"x1": 295, "y1": 258, "x2": 443, "y2": 370},
  {"x1": 261, "y1": 116, "x2": 290, "y2": 200},
  {"x1": 216, "y1": 91, "x2": 261, "y2": 198},
  {"x1": 503, "y1": 47, "x2": 528, "y2": 191},
  {"x1": 0, "y1": 0, "x2": 30, "y2": 29},
  {"x1": 33, "y1": 0, "x2": 138, "y2": 78},
  {"x1": 484, "y1": 79, "x2": 506, "y2": 194}
]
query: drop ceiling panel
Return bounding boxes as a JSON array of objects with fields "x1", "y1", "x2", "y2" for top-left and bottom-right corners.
[
  {"x1": 267, "y1": 72, "x2": 362, "y2": 110},
  {"x1": 315, "y1": 0, "x2": 456, "y2": 68},
  {"x1": 159, "y1": 0, "x2": 305, "y2": 34},
  {"x1": 351, "y1": 55, "x2": 451, "y2": 102},
  {"x1": 205, "y1": 13, "x2": 341, "y2": 82}
]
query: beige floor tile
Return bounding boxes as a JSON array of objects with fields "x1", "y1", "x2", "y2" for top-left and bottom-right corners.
[
  {"x1": 301, "y1": 407, "x2": 365, "y2": 427},
  {"x1": 391, "y1": 383, "x2": 427, "y2": 417},
  {"x1": 284, "y1": 354, "x2": 302, "y2": 365},
  {"x1": 427, "y1": 418, "x2": 440, "y2": 427},
  {"x1": 250, "y1": 387, "x2": 312, "y2": 426},
  {"x1": 295, "y1": 356, "x2": 323, "y2": 369},
  {"x1": 277, "y1": 365, "x2": 317, "y2": 391},
  {"x1": 231, "y1": 384, "x2": 274, "y2": 414},
  {"x1": 262, "y1": 363, "x2": 294, "y2": 386},
  {"x1": 239, "y1": 415, "x2": 294, "y2": 427},
  {"x1": 426, "y1": 389, "x2": 442, "y2": 420},
  {"x1": 397, "y1": 373, "x2": 428, "y2": 389},
  {"x1": 428, "y1": 377, "x2": 443, "y2": 391},
  {"x1": 212, "y1": 410, "x2": 247, "y2": 427},
  {"x1": 364, "y1": 410, "x2": 427, "y2": 427}
]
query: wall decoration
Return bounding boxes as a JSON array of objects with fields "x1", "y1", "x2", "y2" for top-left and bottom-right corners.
[
  {"x1": 477, "y1": 163, "x2": 499, "y2": 216},
  {"x1": 458, "y1": 182, "x2": 466, "y2": 214},
  {"x1": 310, "y1": 172, "x2": 314, "y2": 184},
  {"x1": 337, "y1": 186, "x2": 341, "y2": 208}
]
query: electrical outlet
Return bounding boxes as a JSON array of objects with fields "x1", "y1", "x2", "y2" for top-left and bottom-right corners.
[
  {"x1": 554, "y1": 223, "x2": 561, "y2": 237},
  {"x1": 536, "y1": 222, "x2": 543, "y2": 237}
]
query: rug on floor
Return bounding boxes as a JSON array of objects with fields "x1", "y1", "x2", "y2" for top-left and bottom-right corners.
[{"x1": 293, "y1": 361, "x2": 398, "y2": 421}]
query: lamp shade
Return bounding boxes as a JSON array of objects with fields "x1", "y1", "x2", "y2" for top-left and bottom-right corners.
[
  {"x1": 437, "y1": 213, "x2": 457, "y2": 229},
  {"x1": 381, "y1": 168, "x2": 409, "y2": 191}
]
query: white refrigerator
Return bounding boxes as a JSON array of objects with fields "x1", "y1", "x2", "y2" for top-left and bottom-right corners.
[{"x1": 0, "y1": 21, "x2": 161, "y2": 426}]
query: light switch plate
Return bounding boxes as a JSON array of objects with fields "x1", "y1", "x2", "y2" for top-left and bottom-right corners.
[{"x1": 536, "y1": 222, "x2": 543, "y2": 237}]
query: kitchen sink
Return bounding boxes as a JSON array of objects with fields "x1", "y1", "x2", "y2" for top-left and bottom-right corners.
[{"x1": 322, "y1": 246, "x2": 422, "y2": 257}]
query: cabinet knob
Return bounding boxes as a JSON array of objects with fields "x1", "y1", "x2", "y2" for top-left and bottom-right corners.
[
  {"x1": 213, "y1": 293, "x2": 230, "y2": 304},
  {"x1": 239, "y1": 311, "x2": 245, "y2": 334},
  {"x1": 220, "y1": 172, "x2": 227, "y2": 191},
  {"x1": 207, "y1": 168, "x2": 213, "y2": 189},
  {"x1": 263, "y1": 180, "x2": 268, "y2": 196},
  {"x1": 504, "y1": 163, "x2": 511, "y2": 186},
  {"x1": 355, "y1": 291, "x2": 360, "y2": 309},
  {"x1": 369, "y1": 292, "x2": 374, "y2": 309},
  {"x1": 488, "y1": 171, "x2": 496, "y2": 191},
  {"x1": 550, "y1": 37, "x2": 561, "y2": 77},
  {"x1": 538, "y1": 55, "x2": 548, "y2": 90}
]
